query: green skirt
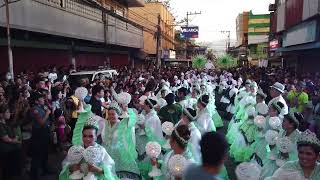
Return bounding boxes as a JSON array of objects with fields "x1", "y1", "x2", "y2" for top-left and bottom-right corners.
[{"x1": 239, "y1": 121, "x2": 258, "y2": 143}]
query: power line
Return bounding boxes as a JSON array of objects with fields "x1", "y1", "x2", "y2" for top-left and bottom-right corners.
[
  {"x1": 137, "y1": 6, "x2": 161, "y2": 18},
  {"x1": 128, "y1": 10, "x2": 158, "y2": 28}
]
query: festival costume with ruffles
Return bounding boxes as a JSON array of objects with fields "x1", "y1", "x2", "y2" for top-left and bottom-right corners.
[
  {"x1": 158, "y1": 149, "x2": 194, "y2": 180},
  {"x1": 135, "y1": 109, "x2": 165, "y2": 180},
  {"x1": 59, "y1": 143, "x2": 117, "y2": 180},
  {"x1": 226, "y1": 91, "x2": 250, "y2": 144},
  {"x1": 250, "y1": 115, "x2": 282, "y2": 166},
  {"x1": 101, "y1": 108, "x2": 140, "y2": 178},
  {"x1": 229, "y1": 97, "x2": 256, "y2": 162},
  {"x1": 205, "y1": 94, "x2": 224, "y2": 129},
  {"x1": 268, "y1": 160, "x2": 320, "y2": 180},
  {"x1": 195, "y1": 107, "x2": 216, "y2": 134},
  {"x1": 239, "y1": 106, "x2": 257, "y2": 144},
  {"x1": 260, "y1": 129, "x2": 300, "y2": 179},
  {"x1": 59, "y1": 105, "x2": 117, "y2": 180}
]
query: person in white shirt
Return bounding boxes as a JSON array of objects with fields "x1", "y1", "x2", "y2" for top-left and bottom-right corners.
[{"x1": 268, "y1": 82, "x2": 289, "y2": 118}]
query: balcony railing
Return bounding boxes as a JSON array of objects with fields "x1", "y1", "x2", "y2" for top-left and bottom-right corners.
[{"x1": 34, "y1": 0, "x2": 102, "y2": 22}]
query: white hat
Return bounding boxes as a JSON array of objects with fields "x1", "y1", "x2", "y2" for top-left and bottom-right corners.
[
  {"x1": 236, "y1": 162, "x2": 261, "y2": 180},
  {"x1": 174, "y1": 75, "x2": 178, "y2": 80},
  {"x1": 116, "y1": 92, "x2": 132, "y2": 105},
  {"x1": 270, "y1": 82, "x2": 285, "y2": 93},
  {"x1": 256, "y1": 103, "x2": 269, "y2": 115}
]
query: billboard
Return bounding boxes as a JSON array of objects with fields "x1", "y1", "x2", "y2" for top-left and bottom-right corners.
[{"x1": 181, "y1": 26, "x2": 199, "y2": 38}]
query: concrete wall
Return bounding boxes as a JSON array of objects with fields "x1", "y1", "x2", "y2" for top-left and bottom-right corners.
[
  {"x1": 303, "y1": 0, "x2": 320, "y2": 20},
  {"x1": 0, "y1": 0, "x2": 143, "y2": 48},
  {"x1": 129, "y1": 2, "x2": 175, "y2": 55}
]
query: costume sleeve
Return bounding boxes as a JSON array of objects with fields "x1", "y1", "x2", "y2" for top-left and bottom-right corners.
[
  {"x1": 127, "y1": 108, "x2": 137, "y2": 129},
  {"x1": 189, "y1": 131, "x2": 201, "y2": 163},
  {"x1": 116, "y1": 109, "x2": 138, "y2": 163},
  {"x1": 196, "y1": 113, "x2": 210, "y2": 134},
  {"x1": 101, "y1": 146, "x2": 116, "y2": 174},
  {"x1": 58, "y1": 164, "x2": 71, "y2": 180},
  {"x1": 72, "y1": 105, "x2": 92, "y2": 145},
  {"x1": 269, "y1": 167, "x2": 302, "y2": 180},
  {"x1": 145, "y1": 115, "x2": 164, "y2": 144},
  {"x1": 98, "y1": 163, "x2": 119, "y2": 180}
]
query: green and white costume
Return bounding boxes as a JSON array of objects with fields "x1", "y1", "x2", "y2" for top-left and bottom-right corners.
[
  {"x1": 59, "y1": 143, "x2": 116, "y2": 180},
  {"x1": 267, "y1": 161, "x2": 320, "y2": 180},
  {"x1": 260, "y1": 129, "x2": 300, "y2": 179},
  {"x1": 101, "y1": 108, "x2": 140, "y2": 176}
]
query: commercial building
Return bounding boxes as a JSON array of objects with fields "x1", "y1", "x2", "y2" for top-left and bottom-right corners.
[
  {"x1": 129, "y1": 1, "x2": 175, "y2": 63},
  {"x1": 0, "y1": 0, "x2": 145, "y2": 73},
  {"x1": 270, "y1": 0, "x2": 320, "y2": 73},
  {"x1": 247, "y1": 11, "x2": 270, "y2": 65},
  {"x1": 235, "y1": 11, "x2": 249, "y2": 65}
]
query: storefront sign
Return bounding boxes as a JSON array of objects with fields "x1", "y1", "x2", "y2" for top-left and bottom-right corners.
[
  {"x1": 181, "y1": 26, "x2": 199, "y2": 38},
  {"x1": 269, "y1": 39, "x2": 279, "y2": 50},
  {"x1": 169, "y1": 50, "x2": 176, "y2": 59}
]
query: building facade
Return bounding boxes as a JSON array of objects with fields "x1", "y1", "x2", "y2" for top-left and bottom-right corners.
[
  {"x1": 235, "y1": 12, "x2": 249, "y2": 65},
  {"x1": 270, "y1": 0, "x2": 320, "y2": 73},
  {"x1": 0, "y1": 0, "x2": 144, "y2": 73},
  {"x1": 129, "y1": 1, "x2": 175, "y2": 62},
  {"x1": 236, "y1": 12, "x2": 249, "y2": 47},
  {"x1": 247, "y1": 11, "x2": 270, "y2": 64}
]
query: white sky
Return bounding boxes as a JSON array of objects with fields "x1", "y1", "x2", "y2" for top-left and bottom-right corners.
[{"x1": 170, "y1": 0, "x2": 275, "y2": 48}]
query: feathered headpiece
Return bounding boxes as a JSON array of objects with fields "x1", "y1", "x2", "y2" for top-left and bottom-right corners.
[
  {"x1": 216, "y1": 54, "x2": 237, "y2": 68},
  {"x1": 192, "y1": 55, "x2": 207, "y2": 69}
]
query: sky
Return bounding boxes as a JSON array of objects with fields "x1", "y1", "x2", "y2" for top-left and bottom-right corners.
[{"x1": 170, "y1": 0, "x2": 274, "y2": 51}]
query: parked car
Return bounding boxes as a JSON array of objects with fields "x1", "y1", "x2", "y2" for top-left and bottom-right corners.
[{"x1": 68, "y1": 69, "x2": 118, "y2": 88}]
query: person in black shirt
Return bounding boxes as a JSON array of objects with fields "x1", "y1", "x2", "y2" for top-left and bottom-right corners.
[{"x1": 89, "y1": 85, "x2": 104, "y2": 117}]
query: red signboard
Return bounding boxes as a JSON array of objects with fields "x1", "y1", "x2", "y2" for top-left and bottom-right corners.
[{"x1": 269, "y1": 39, "x2": 279, "y2": 50}]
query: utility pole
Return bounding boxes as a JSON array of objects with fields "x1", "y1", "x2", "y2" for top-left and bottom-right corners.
[
  {"x1": 156, "y1": 14, "x2": 161, "y2": 69},
  {"x1": 5, "y1": 0, "x2": 14, "y2": 81},
  {"x1": 185, "y1": 11, "x2": 201, "y2": 67},
  {"x1": 220, "y1": 30, "x2": 230, "y2": 53}
]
